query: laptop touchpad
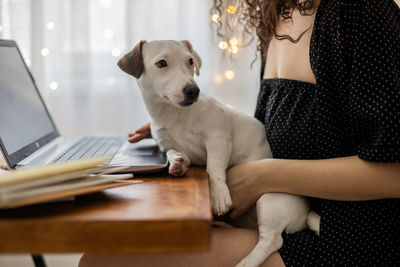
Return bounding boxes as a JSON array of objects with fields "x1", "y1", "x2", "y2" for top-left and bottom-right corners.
[{"x1": 123, "y1": 140, "x2": 160, "y2": 156}]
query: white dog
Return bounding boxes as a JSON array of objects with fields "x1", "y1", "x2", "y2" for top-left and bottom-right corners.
[{"x1": 118, "y1": 40, "x2": 320, "y2": 267}]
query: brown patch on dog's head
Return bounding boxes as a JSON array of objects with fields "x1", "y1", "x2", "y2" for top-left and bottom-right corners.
[
  {"x1": 118, "y1": 40, "x2": 146, "y2": 79},
  {"x1": 181, "y1": 40, "x2": 202, "y2": 76}
]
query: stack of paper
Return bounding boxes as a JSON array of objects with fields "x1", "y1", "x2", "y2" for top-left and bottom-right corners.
[{"x1": 0, "y1": 156, "x2": 136, "y2": 208}]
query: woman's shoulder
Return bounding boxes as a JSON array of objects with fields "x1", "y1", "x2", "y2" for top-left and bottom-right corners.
[
  {"x1": 321, "y1": 0, "x2": 399, "y2": 9},
  {"x1": 317, "y1": 0, "x2": 399, "y2": 40},
  {"x1": 312, "y1": 0, "x2": 399, "y2": 96},
  {"x1": 320, "y1": 0, "x2": 399, "y2": 20}
]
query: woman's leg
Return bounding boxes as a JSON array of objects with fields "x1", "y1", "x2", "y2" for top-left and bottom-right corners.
[{"x1": 79, "y1": 228, "x2": 285, "y2": 267}]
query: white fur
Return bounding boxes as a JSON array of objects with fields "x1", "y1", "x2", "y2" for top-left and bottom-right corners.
[{"x1": 120, "y1": 40, "x2": 320, "y2": 267}]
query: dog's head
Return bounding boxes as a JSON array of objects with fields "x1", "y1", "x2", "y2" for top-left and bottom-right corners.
[{"x1": 118, "y1": 40, "x2": 202, "y2": 108}]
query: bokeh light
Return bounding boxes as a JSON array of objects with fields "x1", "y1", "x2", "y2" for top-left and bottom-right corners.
[
  {"x1": 41, "y1": 48, "x2": 50, "y2": 56},
  {"x1": 49, "y1": 82, "x2": 58, "y2": 90},
  {"x1": 224, "y1": 70, "x2": 235, "y2": 80},
  {"x1": 211, "y1": 14, "x2": 221, "y2": 22},
  {"x1": 219, "y1": 41, "x2": 228, "y2": 50},
  {"x1": 226, "y1": 5, "x2": 237, "y2": 14}
]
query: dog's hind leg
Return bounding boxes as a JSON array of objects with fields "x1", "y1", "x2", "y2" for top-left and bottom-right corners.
[
  {"x1": 236, "y1": 193, "x2": 309, "y2": 267},
  {"x1": 167, "y1": 149, "x2": 191, "y2": 177},
  {"x1": 236, "y1": 226, "x2": 283, "y2": 267}
]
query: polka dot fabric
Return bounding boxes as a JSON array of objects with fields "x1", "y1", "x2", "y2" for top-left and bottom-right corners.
[{"x1": 254, "y1": 0, "x2": 400, "y2": 265}]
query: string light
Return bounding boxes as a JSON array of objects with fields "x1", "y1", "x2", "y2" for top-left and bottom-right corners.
[
  {"x1": 0, "y1": 25, "x2": 2, "y2": 33},
  {"x1": 228, "y1": 38, "x2": 240, "y2": 54},
  {"x1": 49, "y1": 82, "x2": 58, "y2": 90},
  {"x1": 46, "y1": 22, "x2": 55, "y2": 30},
  {"x1": 229, "y1": 45, "x2": 239, "y2": 54},
  {"x1": 229, "y1": 38, "x2": 238, "y2": 46},
  {"x1": 41, "y1": 48, "x2": 50, "y2": 56},
  {"x1": 111, "y1": 47, "x2": 121, "y2": 57},
  {"x1": 225, "y1": 104, "x2": 235, "y2": 109},
  {"x1": 211, "y1": 14, "x2": 221, "y2": 22},
  {"x1": 26, "y1": 59, "x2": 31, "y2": 67},
  {"x1": 224, "y1": 70, "x2": 235, "y2": 80},
  {"x1": 226, "y1": 5, "x2": 237, "y2": 14},
  {"x1": 219, "y1": 41, "x2": 228, "y2": 50}
]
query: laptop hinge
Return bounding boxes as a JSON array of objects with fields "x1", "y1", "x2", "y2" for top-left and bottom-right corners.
[{"x1": 16, "y1": 136, "x2": 76, "y2": 167}]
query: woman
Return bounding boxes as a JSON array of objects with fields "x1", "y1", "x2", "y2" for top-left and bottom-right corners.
[{"x1": 80, "y1": 0, "x2": 400, "y2": 266}]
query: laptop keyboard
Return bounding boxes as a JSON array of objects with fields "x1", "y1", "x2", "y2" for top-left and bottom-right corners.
[{"x1": 50, "y1": 136, "x2": 124, "y2": 164}]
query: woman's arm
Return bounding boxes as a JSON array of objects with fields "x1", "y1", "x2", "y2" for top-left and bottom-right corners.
[{"x1": 227, "y1": 155, "x2": 400, "y2": 218}]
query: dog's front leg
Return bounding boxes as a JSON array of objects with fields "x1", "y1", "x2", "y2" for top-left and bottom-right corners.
[
  {"x1": 152, "y1": 127, "x2": 191, "y2": 177},
  {"x1": 167, "y1": 150, "x2": 191, "y2": 177},
  {"x1": 206, "y1": 139, "x2": 232, "y2": 216}
]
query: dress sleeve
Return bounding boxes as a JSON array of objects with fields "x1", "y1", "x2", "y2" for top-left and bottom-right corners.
[{"x1": 347, "y1": 0, "x2": 400, "y2": 162}]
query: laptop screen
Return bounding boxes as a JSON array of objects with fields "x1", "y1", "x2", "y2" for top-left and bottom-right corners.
[{"x1": 0, "y1": 40, "x2": 58, "y2": 167}]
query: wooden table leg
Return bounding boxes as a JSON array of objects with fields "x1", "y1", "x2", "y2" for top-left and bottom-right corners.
[{"x1": 32, "y1": 255, "x2": 47, "y2": 267}]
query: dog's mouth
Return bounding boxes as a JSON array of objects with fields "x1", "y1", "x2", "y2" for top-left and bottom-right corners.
[
  {"x1": 179, "y1": 98, "x2": 198, "y2": 107},
  {"x1": 180, "y1": 101, "x2": 194, "y2": 107},
  {"x1": 164, "y1": 95, "x2": 198, "y2": 108}
]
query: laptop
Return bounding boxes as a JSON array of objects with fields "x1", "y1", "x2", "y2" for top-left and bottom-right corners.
[{"x1": 0, "y1": 39, "x2": 167, "y2": 172}]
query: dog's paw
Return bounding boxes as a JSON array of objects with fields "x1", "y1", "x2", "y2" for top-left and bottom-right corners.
[
  {"x1": 168, "y1": 153, "x2": 188, "y2": 177},
  {"x1": 210, "y1": 183, "x2": 232, "y2": 216}
]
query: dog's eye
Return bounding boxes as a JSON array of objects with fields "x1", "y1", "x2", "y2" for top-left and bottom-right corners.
[
  {"x1": 156, "y1": 60, "x2": 168, "y2": 68},
  {"x1": 189, "y1": 58, "x2": 194, "y2": 65}
]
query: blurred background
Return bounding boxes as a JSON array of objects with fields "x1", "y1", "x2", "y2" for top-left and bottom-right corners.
[
  {"x1": 0, "y1": 0, "x2": 261, "y2": 136},
  {"x1": 0, "y1": 0, "x2": 260, "y2": 266}
]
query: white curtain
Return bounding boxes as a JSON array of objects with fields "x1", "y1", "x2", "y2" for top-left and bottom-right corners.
[{"x1": 0, "y1": 0, "x2": 261, "y2": 135}]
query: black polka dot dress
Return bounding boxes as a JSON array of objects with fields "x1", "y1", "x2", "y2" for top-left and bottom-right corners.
[{"x1": 254, "y1": 0, "x2": 400, "y2": 265}]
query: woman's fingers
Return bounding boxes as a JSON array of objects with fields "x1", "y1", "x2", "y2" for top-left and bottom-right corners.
[
  {"x1": 136, "y1": 123, "x2": 151, "y2": 134},
  {"x1": 128, "y1": 134, "x2": 144, "y2": 143},
  {"x1": 128, "y1": 123, "x2": 152, "y2": 143},
  {"x1": 128, "y1": 131, "x2": 151, "y2": 143},
  {"x1": 226, "y1": 161, "x2": 263, "y2": 219}
]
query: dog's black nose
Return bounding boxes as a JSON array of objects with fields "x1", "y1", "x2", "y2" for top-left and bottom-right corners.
[{"x1": 183, "y1": 85, "x2": 200, "y2": 99}]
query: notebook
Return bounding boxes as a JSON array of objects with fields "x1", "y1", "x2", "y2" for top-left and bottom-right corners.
[{"x1": 0, "y1": 156, "x2": 142, "y2": 208}]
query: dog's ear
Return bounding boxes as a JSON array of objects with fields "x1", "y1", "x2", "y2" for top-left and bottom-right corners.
[
  {"x1": 181, "y1": 40, "x2": 202, "y2": 76},
  {"x1": 118, "y1": 40, "x2": 146, "y2": 79}
]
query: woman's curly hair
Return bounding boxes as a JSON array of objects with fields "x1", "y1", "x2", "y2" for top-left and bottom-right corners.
[{"x1": 211, "y1": 0, "x2": 317, "y2": 61}]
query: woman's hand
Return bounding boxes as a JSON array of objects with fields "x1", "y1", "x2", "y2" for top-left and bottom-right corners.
[
  {"x1": 226, "y1": 159, "x2": 276, "y2": 219},
  {"x1": 128, "y1": 122, "x2": 152, "y2": 143}
]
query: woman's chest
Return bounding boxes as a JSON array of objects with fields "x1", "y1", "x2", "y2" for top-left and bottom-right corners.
[
  {"x1": 260, "y1": 82, "x2": 355, "y2": 159},
  {"x1": 264, "y1": 8, "x2": 317, "y2": 84}
]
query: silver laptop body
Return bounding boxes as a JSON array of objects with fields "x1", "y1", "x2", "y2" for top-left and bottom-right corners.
[{"x1": 0, "y1": 39, "x2": 167, "y2": 172}]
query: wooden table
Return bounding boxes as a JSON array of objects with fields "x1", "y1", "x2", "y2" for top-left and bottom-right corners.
[{"x1": 0, "y1": 166, "x2": 211, "y2": 254}]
